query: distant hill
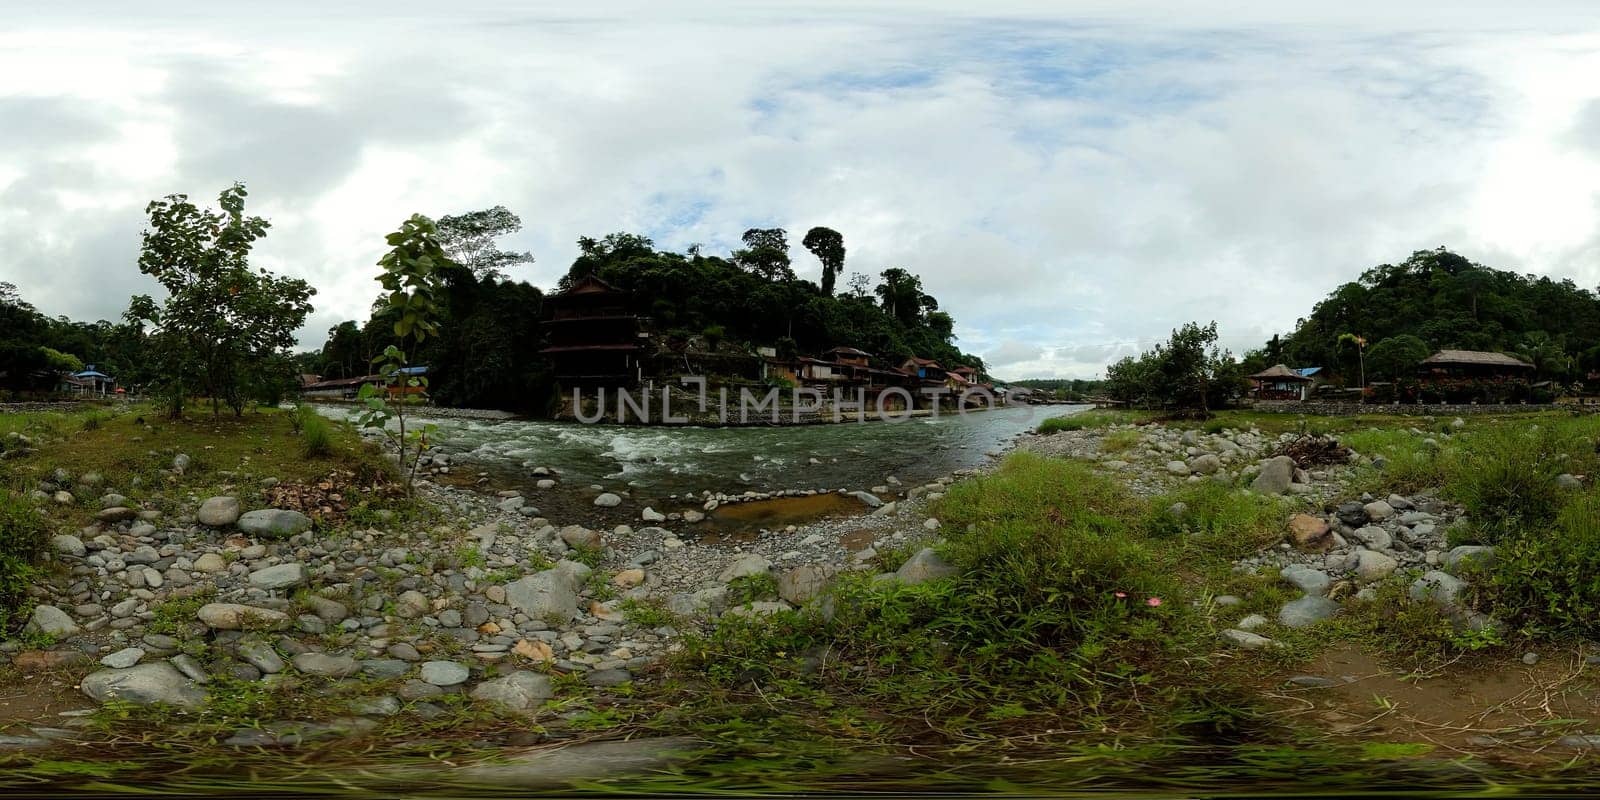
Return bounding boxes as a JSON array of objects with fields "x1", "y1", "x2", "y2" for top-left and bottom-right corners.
[
  {"x1": 1005, "y1": 378, "x2": 1108, "y2": 399},
  {"x1": 1269, "y1": 247, "x2": 1600, "y2": 384}
]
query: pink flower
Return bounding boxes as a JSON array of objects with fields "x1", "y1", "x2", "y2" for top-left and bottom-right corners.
[
  {"x1": 1113, "y1": 592, "x2": 1127, "y2": 599},
  {"x1": 1146, "y1": 597, "x2": 1163, "y2": 607}
]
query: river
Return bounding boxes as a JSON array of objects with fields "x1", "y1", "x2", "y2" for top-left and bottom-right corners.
[{"x1": 320, "y1": 404, "x2": 1087, "y2": 500}]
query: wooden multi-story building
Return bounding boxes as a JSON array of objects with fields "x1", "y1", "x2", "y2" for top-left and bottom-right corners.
[{"x1": 540, "y1": 275, "x2": 644, "y2": 386}]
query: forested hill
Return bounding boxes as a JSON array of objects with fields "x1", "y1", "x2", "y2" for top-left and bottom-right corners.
[
  {"x1": 317, "y1": 224, "x2": 984, "y2": 414},
  {"x1": 1270, "y1": 248, "x2": 1600, "y2": 382}
]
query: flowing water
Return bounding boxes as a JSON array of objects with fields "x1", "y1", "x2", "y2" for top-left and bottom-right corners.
[{"x1": 322, "y1": 404, "x2": 1085, "y2": 500}]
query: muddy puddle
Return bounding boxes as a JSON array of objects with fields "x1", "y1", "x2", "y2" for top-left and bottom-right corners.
[
  {"x1": 694, "y1": 493, "x2": 875, "y2": 543},
  {"x1": 1268, "y1": 644, "x2": 1600, "y2": 761}
]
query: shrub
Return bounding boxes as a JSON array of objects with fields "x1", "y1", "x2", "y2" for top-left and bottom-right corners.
[
  {"x1": 1144, "y1": 482, "x2": 1282, "y2": 559},
  {"x1": 671, "y1": 452, "x2": 1250, "y2": 743},
  {"x1": 1488, "y1": 492, "x2": 1600, "y2": 638},
  {"x1": 0, "y1": 492, "x2": 49, "y2": 632},
  {"x1": 1037, "y1": 412, "x2": 1123, "y2": 434},
  {"x1": 1100, "y1": 429, "x2": 1142, "y2": 453},
  {"x1": 1446, "y1": 426, "x2": 1574, "y2": 543},
  {"x1": 298, "y1": 407, "x2": 334, "y2": 459}
]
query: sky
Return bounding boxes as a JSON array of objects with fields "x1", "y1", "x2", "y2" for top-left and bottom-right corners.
[{"x1": 4, "y1": 1, "x2": 1600, "y2": 381}]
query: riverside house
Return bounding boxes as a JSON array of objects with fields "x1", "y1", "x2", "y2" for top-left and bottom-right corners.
[
  {"x1": 541, "y1": 275, "x2": 646, "y2": 386},
  {"x1": 1248, "y1": 364, "x2": 1314, "y2": 401},
  {"x1": 1418, "y1": 349, "x2": 1535, "y2": 380}
]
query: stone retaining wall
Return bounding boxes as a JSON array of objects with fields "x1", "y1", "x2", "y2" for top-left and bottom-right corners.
[{"x1": 1251, "y1": 400, "x2": 1572, "y2": 416}]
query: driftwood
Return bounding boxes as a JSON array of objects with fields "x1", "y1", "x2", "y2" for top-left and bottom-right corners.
[
  {"x1": 264, "y1": 469, "x2": 397, "y2": 523},
  {"x1": 1273, "y1": 434, "x2": 1352, "y2": 468}
]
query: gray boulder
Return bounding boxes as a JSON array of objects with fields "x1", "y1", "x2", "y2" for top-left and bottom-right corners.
[
  {"x1": 197, "y1": 496, "x2": 242, "y2": 527},
  {"x1": 717, "y1": 553, "x2": 772, "y2": 583},
  {"x1": 471, "y1": 671, "x2": 553, "y2": 713},
  {"x1": 1362, "y1": 500, "x2": 1395, "y2": 521},
  {"x1": 50, "y1": 534, "x2": 86, "y2": 557},
  {"x1": 1409, "y1": 571, "x2": 1468, "y2": 612},
  {"x1": 1351, "y1": 525, "x2": 1393, "y2": 551},
  {"x1": 849, "y1": 491, "x2": 884, "y2": 508},
  {"x1": 1443, "y1": 546, "x2": 1496, "y2": 574},
  {"x1": 1221, "y1": 629, "x2": 1275, "y2": 650},
  {"x1": 504, "y1": 561, "x2": 590, "y2": 622},
  {"x1": 248, "y1": 563, "x2": 307, "y2": 591},
  {"x1": 1279, "y1": 595, "x2": 1341, "y2": 628},
  {"x1": 777, "y1": 565, "x2": 833, "y2": 605},
  {"x1": 667, "y1": 586, "x2": 729, "y2": 617},
  {"x1": 558, "y1": 525, "x2": 603, "y2": 550},
  {"x1": 1189, "y1": 454, "x2": 1222, "y2": 475},
  {"x1": 80, "y1": 662, "x2": 206, "y2": 710},
  {"x1": 196, "y1": 603, "x2": 290, "y2": 631},
  {"x1": 895, "y1": 548, "x2": 959, "y2": 585},
  {"x1": 593, "y1": 493, "x2": 622, "y2": 508},
  {"x1": 1251, "y1": 456, "x2": 1296, "y2": 494},
  {"x1": 420, "y1": 660, "x2": 469, "y2": 687},
  {"x1": 1279, "y1": 564, "x2": 1331, "y2": 597},
  {"x1": 25, "y1": 604, "x2": 79, "y2": 638},
  {"x1": 237, "y1": 509, "x2": 312, "y2": 538},
  {"x1": 292, "y1": 652, "x2": 360, "y2": 678},
  {"x1": 1353, "y1": 549, "x2": 1398, "y2": 583}
]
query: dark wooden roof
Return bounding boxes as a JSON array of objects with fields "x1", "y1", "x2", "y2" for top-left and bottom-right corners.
[{"x1": 1421, "y1": 350, "x2": 1534, "y2": 369}]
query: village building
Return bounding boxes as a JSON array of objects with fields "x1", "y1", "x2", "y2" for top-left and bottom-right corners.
[
  {"x1": 61, "y1": 365, "x2": 116, "y2": 396},
  {"x1": 1418, "y1": 350, "x2": 1535, "y2": 380},
  {"x1": 1247, "y1": 364, "x2": 1314, "y2": 401},
  {"x1": 540, "y1": 275, "x2": 645, "y2": 386},
  {"x1": 900, "y1": 357, "x2": 946, "y2": 387}
]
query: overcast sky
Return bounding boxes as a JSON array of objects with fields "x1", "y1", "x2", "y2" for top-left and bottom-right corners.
[{"x1": 5, "y1": 2, "x2": 1600, "y2": 380}]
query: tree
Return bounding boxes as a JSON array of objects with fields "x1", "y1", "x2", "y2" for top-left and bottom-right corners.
[
  {"x1": 319, "y1": 321, "x2": 364, "y2": 379},
  {"x1": 435, "y1": 206, "x2": 535, "y2": 280},
  {"x1": 1365, "y1": 334, "x2": 1430, "y2": 382},
  {"x1": 801, "y1": 226, "x2": 845, "y2": 296},
  {"x1": 875, "y1": 268, "x2": 928, "y2": 326},
  {"x1": 1517, "y1": 331, "x2": 1570, "y2": 380},
  {"x1": 734, "y1": 228, "x2": 794, "y2": 281},
  {"x1": 1105, "y1": 322, "x2": 1236, "y2": 411},
  {"x1": 134, "y1": 183, "x2": 314, "y2": 416},
  {"x1": 357, "y1": 213, "x2": 450, "y2": 495},
  {"x1": 1337, "y1": 333, "x2": 1368, "y2": 389},
  {"x1": 846, "y1": 272, "x2": 871, "y2": 298}
]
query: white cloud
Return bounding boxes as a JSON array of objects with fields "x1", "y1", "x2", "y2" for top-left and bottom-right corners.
[{"x1": 4, "y1": 4, "x2": 1600, "y2": 379}]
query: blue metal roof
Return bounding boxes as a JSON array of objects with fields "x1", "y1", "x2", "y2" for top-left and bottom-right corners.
[
  {"x1": 71, "y1": 370, "x2": 111, "y2": 379},
  {"x1": 1296, "y1": 367, "x2": 1322, "y2": 377},
  {"x1": 387, "y1": 366, "x2": 428, "y2": 376}
]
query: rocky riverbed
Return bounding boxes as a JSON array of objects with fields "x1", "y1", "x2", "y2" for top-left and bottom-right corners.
[
  {"x1": 2, "y1": 443, "x2": 972, "y2": 749},
  {"x1": 6, "y1": 412, "x2": 1598, "y2": 759}
]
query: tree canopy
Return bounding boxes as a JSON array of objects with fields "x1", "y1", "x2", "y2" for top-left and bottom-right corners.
[
  {"x1": 1273, "y1": 247, "x2": 1600, "y2": 384},
  {"x1": 131, "y1": 183, "x2": 314, "y2": 415}
]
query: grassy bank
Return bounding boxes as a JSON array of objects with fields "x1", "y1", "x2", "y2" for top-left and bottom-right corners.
[
  {"x1": 644, "y1": 452, "x2": 1293, "y2": 758},
  {"x1": 0, "y1": 404, "x2": 409, "y2": 632}
]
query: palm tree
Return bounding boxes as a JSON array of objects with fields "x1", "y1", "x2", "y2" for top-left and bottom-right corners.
[{"x1": 1338, "y1": 333, "x2": 1367, "y2": 389}]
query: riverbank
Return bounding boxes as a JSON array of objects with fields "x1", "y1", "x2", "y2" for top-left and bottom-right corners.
[{"x1": 5, "y1": 403, "x2": 1600, "y2": 793}]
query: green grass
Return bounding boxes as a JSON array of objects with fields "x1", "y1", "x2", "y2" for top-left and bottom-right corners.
[
  {"x1": 1489, "y1": 491, "x2": 1600, "y2": 639},
  {"x1": 296, "y1": 405, "x2": 334, "y2": 458},
  {"x1": 1100, "y1": 428, "x2": 1143, "y2": 453},
  {"x1": 1036, "y1": 410, "x2": 1143, "y2": 434},
  {"x1": 726, "y1": 573, "x2": 779, "y2": 605},
  {"x1": 660, "y1": 452, "x2": 1266, "y2": 747},
  {"x1": 0, "y1": 490, "x2": 49, "y2": 633},
  {"x1": 1, "y1": 403, "x2": 391, "y2": 529}
]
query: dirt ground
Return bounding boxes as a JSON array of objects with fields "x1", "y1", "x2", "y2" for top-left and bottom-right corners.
[{"x1": 1266, "y1": 644, "x2": 1600, "y2": 763}]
